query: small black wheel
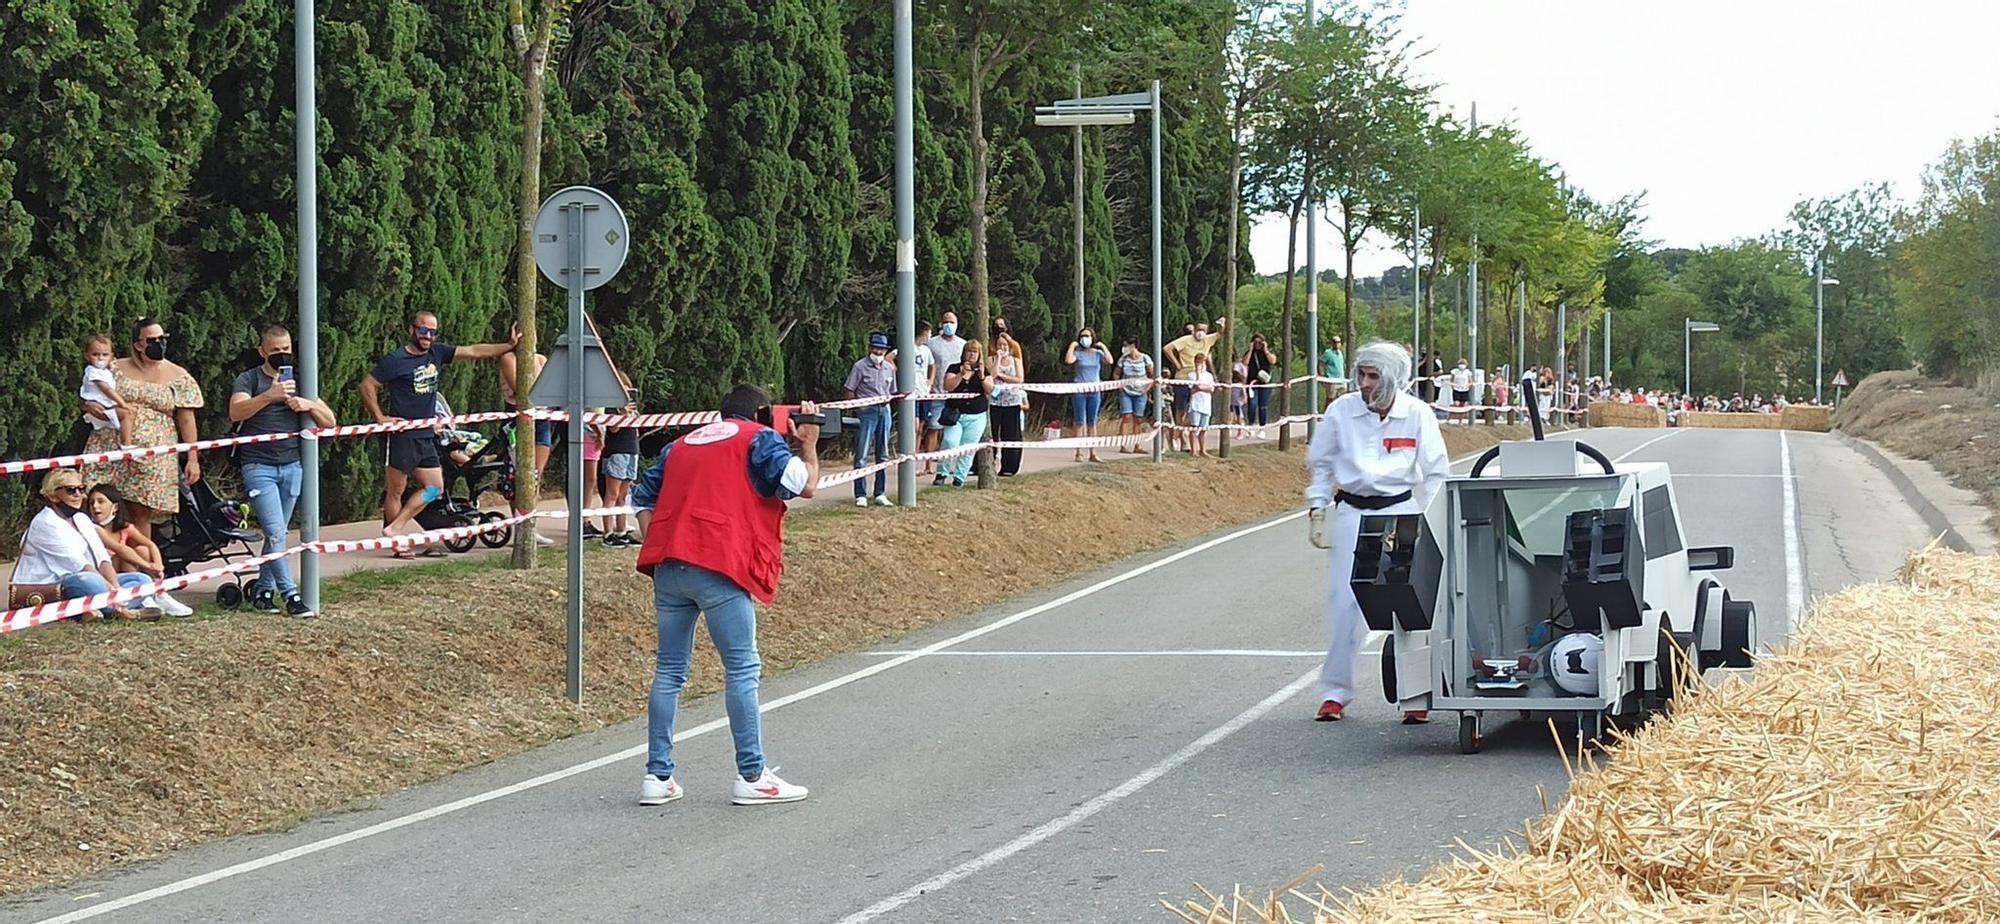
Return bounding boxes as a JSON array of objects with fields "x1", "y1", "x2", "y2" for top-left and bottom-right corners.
[
  {"x1": 478, "y1": 512, "x2": 513, "y2": 548},
  {"x1": 1380, "y1": 635, "x2": 1398, "y2": 703},
  {"x1": 1719, "y1": 600, "x2": 1756, "y2": 669},
  {"x1": 215, "y1": 582, "x2": 244, "y2": 611},
  {"x1": 443, "y1": 529, "x2": 477, "y2": 554},
  {"x1": 1458, "y1": 714, "x2": 1482, "y2": 754}
]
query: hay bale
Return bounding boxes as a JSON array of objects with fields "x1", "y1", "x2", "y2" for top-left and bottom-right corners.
[
  {"x1": 1588, "y1": 401, "x2": 1666, "y2": 428},
  {"x1": 1179, "y1": 549, "x2": 2000, "y2": 923},
  {"x1": 1680, "y1": 411, "x2": 1783, "y2": 430},
  {"x1": 1780, "y1": 405, "x2": 1832, "y2": 432}
]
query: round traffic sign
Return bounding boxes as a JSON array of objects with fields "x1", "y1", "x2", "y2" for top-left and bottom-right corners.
[{"x1": 533, "y1": 185, "x2": 630, "y2": 291}]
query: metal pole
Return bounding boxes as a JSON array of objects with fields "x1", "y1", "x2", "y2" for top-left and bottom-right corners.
[
  {"x1": 1409, "y1": 204, "x2": 1420, "y2": 371},
  {"x1": 893, "y1": 0, "x2": 918, "y2": 506},
  {"x1": 1516, "y1": 272, "x2": 1526, "y2": 381},
  {"x1": 1073, "y1": 64, "x2": 1086, "y2": 332},
  {"x1": 1603, "y1": 303, "x2": 1611, "y2": 384},
  {"x1": 1684, "y1": 320, "x2": 1692, "y2": 397},
  {"x1": 1555, "y1": 299, "x2": 1566, "y2": 408},
  {"x1": 295, "y1": 0, "x2": 321, "y2": 612},
  {"x1": 1149, "y1": 79, "x2": 1164, "y2": 464},
  {"x1": 1816, "y1": 261, "x2": 1827, "y2": 403},
  {"x1": 563, "y1": 200, "x2": 586, "y2": 704},
  {"x1": 1303, "y1": 0, "x2": 1319, "y2": 430},
  {"x1": 1467, "y1": 103, "x2": 1479, "y2": 375}
]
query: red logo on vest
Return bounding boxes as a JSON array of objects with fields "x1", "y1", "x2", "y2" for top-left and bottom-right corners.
[
  {"x1": 635, "y1": 421, "x2": 789, "y2": 603},
  {"x1": 1383, "y1": 437, "x2": 1417, "y2": 451}
]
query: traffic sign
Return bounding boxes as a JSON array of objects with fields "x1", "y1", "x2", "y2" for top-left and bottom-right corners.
[
  {"x1": 533, "y1": 186, "x2": 629, "y2": 291},
  {"x1": 1831, "y1": 369, "x2": 1850, "y2": 389}
]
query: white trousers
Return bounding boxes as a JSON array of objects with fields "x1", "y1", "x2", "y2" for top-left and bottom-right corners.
[{"x1": 1319, "y1": 497, "x2": 1423, "y2": 705}]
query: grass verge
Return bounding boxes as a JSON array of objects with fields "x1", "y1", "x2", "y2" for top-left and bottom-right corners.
[{"x1": 1836, "y1": 369, "x2": 2000, "y2": 537}]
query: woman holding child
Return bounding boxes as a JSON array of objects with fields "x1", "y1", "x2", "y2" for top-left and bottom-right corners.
[{"x1": 81, "y1": 318, "x2": 205, "y2": 539}]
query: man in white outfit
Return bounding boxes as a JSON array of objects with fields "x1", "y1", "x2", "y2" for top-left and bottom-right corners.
[{"x1": 1305, "y1": 342, "x2": 1451, "y2": 723}]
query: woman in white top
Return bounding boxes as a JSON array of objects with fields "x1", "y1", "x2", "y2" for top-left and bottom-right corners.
[
  {"x1": 988, "y1": 339, "x2": 1028, "y2": 476},
  {"x1": 13, "y1": 469, "x2": 155, "y2": 621}
]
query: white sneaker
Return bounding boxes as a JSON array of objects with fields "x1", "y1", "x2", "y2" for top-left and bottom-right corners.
[
  {"x1": 855, "y1": 496, "x2": 869, "y2": 508},
  {"x1": 534, "y1": 533, "x2": 556, "y2": 547},
  {"x1": 155, "y1": 592, "x2": 195, "y2": 617},
  {"x1": 731, "y1": 767, "x2": 808, "y2": 805},
  {"x1": 639, "y1": 774, "x2": 683, "y2": 806},
  {"x1": 873, "y1": 495, "x2": 894, "y2": 507}
]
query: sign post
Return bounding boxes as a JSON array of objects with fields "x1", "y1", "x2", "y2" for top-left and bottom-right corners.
[
  {"x1": 1832, "y1": 369, "x2": 1849, "y2": 409},
  {"x1": 529, "y1": 186, "x2": 630, "y2": 704}
]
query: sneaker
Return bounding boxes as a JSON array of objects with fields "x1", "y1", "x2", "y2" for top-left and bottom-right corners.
[
  {"x1": 534, "y1": 533, "x2": 556, "y2": 547},
  {"x1": 639, "y1": 774, "x2": 684, "y2": 806},
  {"x1": 155, "y1": 592, "x2": 195, "y2": 618},
  {"x1": 619, "y1": 531, "x2": 640, "y2": 546},
  {"x1": 603, "y1": 532, "x2": 629, "y2": 548},
  {"x1": 252, "y1": 591, "x2": 281, "y2": 614},
  {"x1": 951, "y1": 477, "x2": 965, "y2": 488},
  {"x1": 1315, "y1": 700, "x2": 1345, "y2": 722},
  {"x1": 932, "y1": 474, "x2": 947, "y2": 486},
  {"x1": 855, "y1": 496, "x2": 870, "y2": 508},
  {"x1": 872, "y1": 495, "x2": 894, "y2": 507},
  {"x1": 1401, "y1": 710, "x2": 1430, "y2": 725},
  {"x1": 731, "y1": 768, "x2": 808, "y2": 805},
  {"x1": 581, "y1": 524, "x2": 604, "y2": 540},
  {"x1": 285, "y1": 595, "x2": 316, "y2": 619}
]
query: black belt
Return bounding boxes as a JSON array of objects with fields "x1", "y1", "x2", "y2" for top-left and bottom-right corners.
[{"x1": 1336, "y1": 490, "x2": 1410, "y2": 510}]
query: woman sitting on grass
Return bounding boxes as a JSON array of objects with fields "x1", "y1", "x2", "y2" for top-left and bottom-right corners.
[{"x1": 88, "y1": 483, "x2": 193, "y2": 616}]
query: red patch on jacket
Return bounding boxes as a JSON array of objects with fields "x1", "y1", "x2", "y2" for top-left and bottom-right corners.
[{"x1": 1383, "y1": 437, "x2": 1417, "y2": 451}]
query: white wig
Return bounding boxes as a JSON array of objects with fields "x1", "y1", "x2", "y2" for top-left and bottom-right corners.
[{"x1": 1352, "y1": 341, "x2": 1412, "y2": 412}]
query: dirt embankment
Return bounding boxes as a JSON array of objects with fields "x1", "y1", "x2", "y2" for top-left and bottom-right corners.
[
  {"x1": 1836, "y1": 369, "x2": 2000, "y2": 535},
  {"x1": 1, "y1": 427, "x2": 1534, "y2": 896}
]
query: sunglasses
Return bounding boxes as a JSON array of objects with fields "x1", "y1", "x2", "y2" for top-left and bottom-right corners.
[
  {"x1": 56, "y1": 485, "x2": 85, "y2": 495},
  {"x1": 143, "y1": 334, "x2": 171, "y2": 344},
  {"x1": 413, "y1": 326, "x2": 440, "y2": 337}
]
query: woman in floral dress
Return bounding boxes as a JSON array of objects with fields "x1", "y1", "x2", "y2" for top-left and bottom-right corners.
[{"x1": 83, "y1": 319, "x2": 205, "y2": 539}]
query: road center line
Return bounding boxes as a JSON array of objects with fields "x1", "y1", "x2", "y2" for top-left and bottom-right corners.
[
  {"x1": 836, "y1": 670, "x2": 1321, "y2": 924},
  {"x1": 34, "y1": 510, "x2": 1310, "y2": 924},
  {"x1": 1780, "y1": 431, "x2": 1806, "y2": 630},
  {"x1": 867, "y1": 649, "x2": 1325, "y2": 658}
]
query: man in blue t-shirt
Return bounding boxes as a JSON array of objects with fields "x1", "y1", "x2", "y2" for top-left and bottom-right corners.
[{"x1": 359, "y1": 311, "x2": 519, "y2": 553}]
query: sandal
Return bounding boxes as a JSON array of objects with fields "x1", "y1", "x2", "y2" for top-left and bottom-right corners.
[{"x1": 392, "y1": 548, "x2": 417, "y2": 560}]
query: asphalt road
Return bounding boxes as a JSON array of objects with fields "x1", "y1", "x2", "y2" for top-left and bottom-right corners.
[{"x1": 4, "y1": 428, "x2": 1942, "y2": 924}]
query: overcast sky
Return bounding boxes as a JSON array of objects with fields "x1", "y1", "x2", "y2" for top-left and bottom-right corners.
[{"x1": 1248, "y1": 0, "x2": 2000, "y2": 278}]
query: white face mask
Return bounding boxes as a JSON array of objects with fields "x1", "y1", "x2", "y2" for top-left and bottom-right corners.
[
  {"x1": 1079, "y1": 336, "x2": 1093, "y2": 348},
  {"x1": 869, "y1": 352, "x2": 887, "y2": 365},
  {"x1": 90, "y1": 358, "x2": 111, "y2": 371}
]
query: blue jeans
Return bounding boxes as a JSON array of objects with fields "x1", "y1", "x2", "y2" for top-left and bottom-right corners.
[
  {"x1": 1119, "y1": 392, "x2": 1149, "y2": 417},
  {"x1": 241, "y1": 461, "x2": 302, "y2": 598},
  {"x1": 941, "y1": 410, "x2": 988, "y2": 481},
  {"x1": 647, "y1": 562, "x2": 764, "y2": 781},
  {"x1": 59, "y1": 571, "x2": 152, "y2": 617},
  {"x1": 852, "y1": 405, "x2": 892, "y2": 498},
  {"x1": 1070, "y1": 392, "x2": 1103, "y2": 427},
  {"x1": 1251, "y1": 388, "x2": 1271, "y2": 425}
]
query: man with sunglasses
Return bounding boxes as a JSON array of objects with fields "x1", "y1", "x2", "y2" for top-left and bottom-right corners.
[{"x1": 360, "y1": 311, "x2": 519, "y2": 555}]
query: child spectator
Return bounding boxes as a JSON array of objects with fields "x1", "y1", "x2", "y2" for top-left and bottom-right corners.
[
  {"x1": 80, "y1": 334, "x2": 134, "y2": 448},
  {"x1": 1187, "y1": 352, "x2": 1217, "y2": 458},
  {"x1": 86, "y1": 483, "x2": 192, "y2": 616},
  {"x1": 601, "y1": 400, "x2": 642, "y2": 546}
]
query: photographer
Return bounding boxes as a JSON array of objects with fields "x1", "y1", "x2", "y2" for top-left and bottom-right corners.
[
  {"x1": 935, "y1": 340, "x2": 990, "y2": 488},
  {"x1": 631, "y1": 385, "x2": 819, "y2": 808}
]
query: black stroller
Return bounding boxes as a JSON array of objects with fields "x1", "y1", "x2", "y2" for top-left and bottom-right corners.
[
  {"x1": 416, "y1": 422, "x2": 516, "y2": 552},
  {"x1": 155, "y1": 479, "x2": 263, "y2": 609}
]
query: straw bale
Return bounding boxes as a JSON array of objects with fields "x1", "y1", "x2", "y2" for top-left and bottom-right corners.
[
  {"x1": 1588, "y1": 401, "x2": 1667, "y2": 429},
  {"x1": 1779, "y1": 405, "x2": 1832, "y2": 432},
  {"x1": 1680, "y1": 411, "x2": 1785, "y2": 430},
  {"x1": 1178, "y1": 549, "x2": 2000, "y2": 923}
]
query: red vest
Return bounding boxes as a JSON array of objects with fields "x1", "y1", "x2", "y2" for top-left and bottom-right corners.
[{"x1": 635, "y1": 420, "x2": 789, "y2": 603}]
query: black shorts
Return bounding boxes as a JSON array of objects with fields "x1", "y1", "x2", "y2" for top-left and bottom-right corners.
[
  {"x1": 1452, "y1": 389, "x2": 1472, "y2": 405},
  {"x1": 1171, "y1": 384, "x2": 1192, "y2": 414},
  {"x1": 384, "y1": 433, "x2": 441, "y2": 474}
]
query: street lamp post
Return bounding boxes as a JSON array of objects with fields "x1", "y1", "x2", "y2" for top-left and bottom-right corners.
[
  {"x1": 1685, "y1": 319, "x2": 1720, "y2": 396},
  {"x1": 1815, "y1": 260, "x2": 1840, "y2": 404},
  {"x1": 1037, "y1": 85, "x2": 1162, "y2": 461},
  {"x1": 892, "y1": 0, "x2": 917, "y2": 506}
]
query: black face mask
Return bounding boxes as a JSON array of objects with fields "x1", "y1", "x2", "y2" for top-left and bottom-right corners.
[
  {"x1": 143, "y1": 341, "x2": 167, "y2": 361},
  {"x1": 265, "y1": 352, "x2": 294, "y2": 370}
]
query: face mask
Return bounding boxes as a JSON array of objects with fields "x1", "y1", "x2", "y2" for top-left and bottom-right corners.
[
  {"x1": 1079, "y1": 336, "x2": 1093, "y2": 348},
  {"x1": 143, "y1": 341, "x2": 167, "y2": 361},
  {"x1": 940, "y1": 323, "x2": 956, "y2": 337},
  {"x1": 90, "y1": 358, "x2": 111, "y2": 371},
  {"x1": 869, "y1": 352, "x2": 886, "y2": 366},
  {"x1": 266, "y1": 351, "x2": 294, "y2": 370}
]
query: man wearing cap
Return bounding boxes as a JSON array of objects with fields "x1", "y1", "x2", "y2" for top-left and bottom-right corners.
[
  {"x1": 1305, "y1": 342, "x2": 1450, "y2": 724},
  {"x1": 631, "y1": 385, "x2": 821, "y2": 807},
  {"x1": 1321, "y1": 335, "x2": 1345, "y2": 382},
  {"x1": 845, "y1": 332, "x2": 899, "y2": 507}
]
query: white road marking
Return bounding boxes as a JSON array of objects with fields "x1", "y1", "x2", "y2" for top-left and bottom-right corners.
[
  {"x1": 866, "y1": 649, "x2": 1325, "y2": 658},
  {"x1": 1780, "y1": 431, "x2": 1806, "y2": 631},
  {"x1": 33, "y1": 510, "x2": 1310, "y2": 924},
  {"x1": 835, "y1": 670, "x2": 1320, "y2": 924}
]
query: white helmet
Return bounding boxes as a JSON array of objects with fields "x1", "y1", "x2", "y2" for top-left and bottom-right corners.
[{"x1": 1549, "y1": 632, "x2": 1604, "y2": 696}]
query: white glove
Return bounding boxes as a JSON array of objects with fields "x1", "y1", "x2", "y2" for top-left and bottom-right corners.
[{"x1": 1307, "y1": 507, "x2": 1330, "y2": 549}]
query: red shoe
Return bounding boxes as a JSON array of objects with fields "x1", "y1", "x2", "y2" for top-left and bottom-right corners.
[
  {"x1": 1315, "y1": 700, "x2": 1345, "y2": 722},
  {"x1": 1401, "y1": 710, "x2": 1430, "y2": 725}
]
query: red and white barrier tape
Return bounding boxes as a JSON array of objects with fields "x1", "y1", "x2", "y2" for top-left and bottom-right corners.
[{"x1": 0, "y1": 412, "x2": 519, "y2": 476}]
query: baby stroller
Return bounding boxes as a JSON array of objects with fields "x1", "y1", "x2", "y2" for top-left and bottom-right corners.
[
  {"x1": 417, "y1": 422, "x2": 516, "y2": 553},
  {"x1": 155, "y1": 479, "x2": 263, "y2": 609}
]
